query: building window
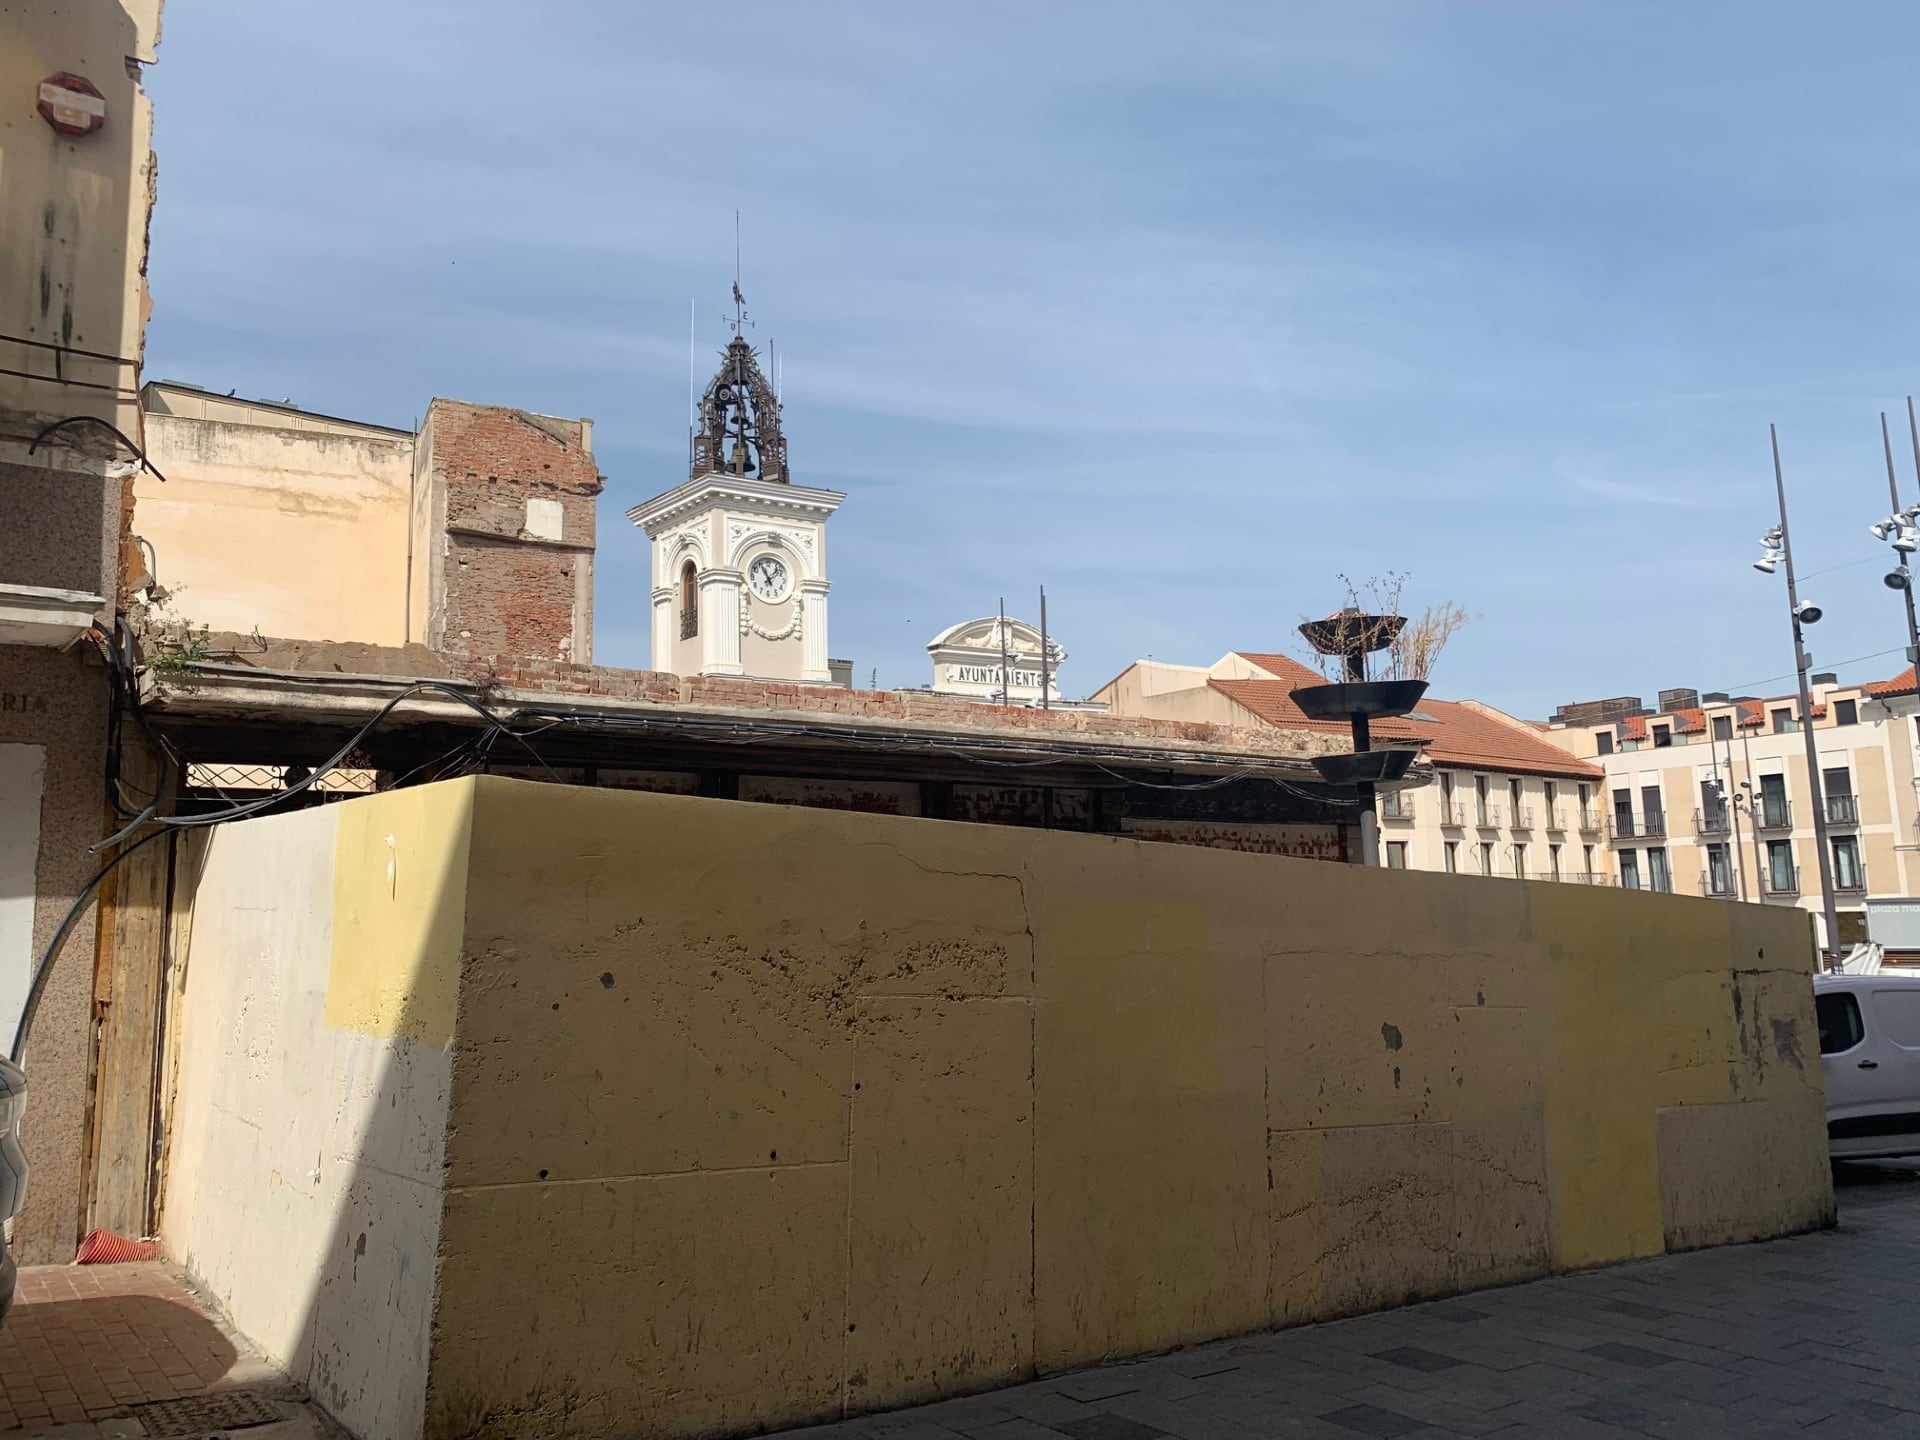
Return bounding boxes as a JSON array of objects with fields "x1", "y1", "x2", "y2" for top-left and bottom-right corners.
[
  {"x1": 1478, "y1": 842, "x2": 1494, "y2": 876},
  {"x1": 1706, "y1": 843, "x2": 1733, "y2": 896},
  {"x1": 1596, "y1": 730, "x2": 1615, "y2": 756},
  {"x1": 1619, "y1": 851, "x2": 1640, "y2": 890},
  {"x1": 1647, "y1": 847, "x2": 1671, "y2": 893},
  {"x1": 1386, "y1": 841, "x2": 1408, "y2": 870},
  {"x1": 1582, "y1": 843, "x2": 1596, "y2": 879},
  {"x1": 1548, "y1": 843, "x2": 1562, "y2": 880},
  {"x1": 1835, "y1": 698, "x2": 1858, "y2": 727},
  {"x1": 1711, "y1": 713, "x2": 1733, "y2": 742},
  {"x1": 678, "y1": 560, "x2": 699, "y2": 639},
  {"x1": 1641, "y1": 783, "x2": 1665, "y2": 836},
  {"x1": 1508, "y1": 777, "x2": 1523, "y2": 811},
  {"x1": 1512, "y1": 843, "x2": 1527, "y2": 879},
  {"x1": 1767, "y1": 839, "x2": 1796, "y2": 894},
  {"x1": 1772, "y1": 707, "x2": 1793, "y2": 734},
  {"x1": 1653, "y1": 723, "x2": 1671, "y2": 748},
  {"x1": 1759, "y1": 773, "x2": 1790, "y2": 830},
  {"x1": 1443, "y1": 842, "x2": 1458, "y2": 874},
  {"x1": 1578, "y1": 782, "x2": 1593, "y2": 825},
  {"x1": 1833, "y1": 835, "x2": 1864, "y2": 891},
  {"x1": 1612, "y1": 787, "x2": 1634, "y2": 838},
  {"x1": 1823, "y1": 766, "x2": 1856, "y2": 824}
]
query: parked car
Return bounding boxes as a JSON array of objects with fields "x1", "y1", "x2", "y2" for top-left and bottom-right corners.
[
  {"x1": 1815, "y1": 972, "x2": 1920, "y2": 1160},
  {"x1": 0, "y1": 1055, "x2": 23, "y2": 1324}
]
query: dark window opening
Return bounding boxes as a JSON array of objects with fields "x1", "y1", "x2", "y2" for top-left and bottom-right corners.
[
  {"x1": 1817, "y1": 991, "x2": 1865, "y2": 1055},
  {"x1": 1652, "y1": 724, "x2": 1672, "y2": 748},
  {"x1": 1596, "y1": 730, "x2": 1614, "y2": 756},
  {"x1": 1836, "y1": 698, "x2": 1858, "y2": 727},
  {"x1": 679, "y1": 560, "x2": 699, "y2": 639},
  {"x1": 1712, "y1": 714, "x2": 1733, "y2": 742}
]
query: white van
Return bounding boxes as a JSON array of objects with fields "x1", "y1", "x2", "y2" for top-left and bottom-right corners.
[{"x1": 1815, "y1": 972, "x2": 1920, "y2": 1160}]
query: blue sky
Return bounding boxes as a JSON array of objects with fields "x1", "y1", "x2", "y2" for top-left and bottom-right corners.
[{"x1": 144, "y1": 2, "x2": 1920, "y2": 716}]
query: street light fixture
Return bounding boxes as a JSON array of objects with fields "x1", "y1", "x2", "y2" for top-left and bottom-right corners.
[
  {"x1": 1873, "y1": 411, "x2": 1920, "y2": 668},
  {"x1": 1756, "y1": 425, "x2": 1842, "y2": 968}
]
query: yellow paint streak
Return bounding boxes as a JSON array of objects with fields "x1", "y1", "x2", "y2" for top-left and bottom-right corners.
[{"x1": 326, "y1": 779, "x2": 474, "y2": 1047}]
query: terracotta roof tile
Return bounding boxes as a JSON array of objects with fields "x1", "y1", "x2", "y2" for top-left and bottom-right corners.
[
  {"x1": 1207, "y1": 678, "x2": 1602, "y2": 779},
  {"x1": 1867, "y1": 666, "x2": 1917, "y2": 698},
  {"x1": 1671, "y1": 707, "x2": 1706, "y2": 735}
]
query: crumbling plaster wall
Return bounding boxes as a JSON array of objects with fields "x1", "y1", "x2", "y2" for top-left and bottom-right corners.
[{"x1": 421, "y1": 778, "x2": 1832, "y2": 1440}]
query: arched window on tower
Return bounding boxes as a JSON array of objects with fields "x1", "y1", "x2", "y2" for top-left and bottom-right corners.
[{"x1": 679, "y1": 560, "x2": 699, "y2": 639}]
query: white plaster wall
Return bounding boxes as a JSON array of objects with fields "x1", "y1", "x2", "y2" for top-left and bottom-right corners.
[
  {"x1": 160, "y1": 805, "x2": 450, "y2": 1440},
  {"x1": 0, "y1": 743, "x2": 45, "y2": 1055}
]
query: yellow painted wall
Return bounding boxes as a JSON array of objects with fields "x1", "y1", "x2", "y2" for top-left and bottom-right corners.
[
  {"x1": 135, "y1": 406, "x2": 415, "y2": 644},
  {"x1": 416, "y1": 778, "x2": 1833, "y2": 1440}
]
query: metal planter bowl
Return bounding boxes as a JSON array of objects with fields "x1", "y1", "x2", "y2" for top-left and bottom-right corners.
[
  {"x1": 1291, "y1": 679, "x2": 1430, "y2": 722},
  {"x1": 1297, "y1": 610, "x2": 1405, "y2": 659},
  {"x1": 1311, "y1": 748, "x2": 1417, "y2": 787}
]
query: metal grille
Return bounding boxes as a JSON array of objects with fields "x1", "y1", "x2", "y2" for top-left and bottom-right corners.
[
  {"x1": 125, "y1": 1390, "x2": 284, "y2": 1435},
  {"x1": 185, "y1": 762, "x2": 377, "y2": 797}
]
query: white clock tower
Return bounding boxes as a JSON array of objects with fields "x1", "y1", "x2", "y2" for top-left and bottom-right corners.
[{"x1": 627, "y1": 317, "x2": 844, "y2": 682}]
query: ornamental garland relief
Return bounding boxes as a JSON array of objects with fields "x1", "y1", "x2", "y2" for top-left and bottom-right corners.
[
  {"x1": 724, "y1": 518, "x2": 816, "y2": 573},
  {"x1": 740, "y1": 591, "x2": 802, "y2": 642}
]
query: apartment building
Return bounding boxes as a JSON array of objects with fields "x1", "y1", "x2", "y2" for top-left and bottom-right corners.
[
  {"x1": 1093, "y1": 651, "x2": 1606, "y2": 881},
  {"x1": 1542, "y1": 673, "x2": 1920, "y2": 950}
]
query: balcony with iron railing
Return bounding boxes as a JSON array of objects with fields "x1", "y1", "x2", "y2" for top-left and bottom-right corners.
[
  {"x1": 1826, "y1": 794, "x2": 1859, "y2": 826},
  {"x1": 1568, "y1": 871, "x2": 1611, "y2": 886},
  {"x1": 1835, "y1": 863, "x2": 1867, "y2": 895},
  {"x1": 1608, "y1": 813, "x2": 1666, "y2": 842},
  {"x1": 1380, "y1": 794, "x2": 1415, "y2": 822},
  {"x1": 1577, "y1": 809, "x2": 1604, "y2": 834},
  {"x1": 1755, "y1": 801, "x2": 1793, "y2": 833},
  {"x1": 1439, "y1": 801, "x2": 1466, "y2": 828},
  {"x1": 1544, "y1": 808, "x2": 1566, "y2": 833},
  {"x1": 1699, "y1": 871, "x2": 1737, "y2": 898},
  {"x1": 1474, "y1": 804, "x2": 1503, "y2": 829},
  {"x1": 1509, "y1": 806, "x2": 1534, "y2": 831},
  {"x1": 1762, "y1": 866, "x2": 1800, "y2": 897},
  {"x1": 1694, "y1": 806, "x2": 1732, "y2": 837}
]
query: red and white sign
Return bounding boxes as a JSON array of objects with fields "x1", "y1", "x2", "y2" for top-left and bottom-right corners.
[{"x1": 37, "y1": 73, "x2": 106, "y2": 137}]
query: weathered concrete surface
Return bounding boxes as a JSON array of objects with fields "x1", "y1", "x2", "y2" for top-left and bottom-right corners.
[
  {"x1": 424, "y1": 780, "x2": 1831, "y2": 1439},
  {"x1": 159, "y1": 778, "x2": 1833, "y2": 1440},
  {"x1": 159, "y1": 789, "x2": 470, "y2": 1440}
]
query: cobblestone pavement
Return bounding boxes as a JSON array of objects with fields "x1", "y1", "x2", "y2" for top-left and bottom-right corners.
[
  {"x1": 787, "y1": 1162, "x2": 1920, "y2": 1439},
  {"x1": 0, "y1": 1261, "x2": 288, "y2": 1433}
]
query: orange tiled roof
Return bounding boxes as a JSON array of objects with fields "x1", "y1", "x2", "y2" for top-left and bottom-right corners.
[
  {"x1": 1867, "y1": 666, "x2": 1917, "y2": 698},
  {"x1": 1208, "y1": 674, "x2": 1602, "y2": 779}
]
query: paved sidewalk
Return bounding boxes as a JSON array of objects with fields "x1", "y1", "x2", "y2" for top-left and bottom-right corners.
[
  {"x1": 0, "y1": 1262, "x2": 290, "y2": 1433},
  {"x1": 787, "y1": 1163, "x2": 1920, "y2": 1439}
]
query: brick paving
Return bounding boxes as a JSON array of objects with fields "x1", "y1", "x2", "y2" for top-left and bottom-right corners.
[
  {"x1": 0, "y1": 1262, "x2": 273, "y2": 1432},
  {"x1": 786, "y1": 1162, "x2": 1920, "y2": 1439}
]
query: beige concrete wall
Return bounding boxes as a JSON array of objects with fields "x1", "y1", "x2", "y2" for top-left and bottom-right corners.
[
  {"x1": 136, "y1": 408, "x2": 415, "y2": 645},
  {"x1": 419, "y1": 779, "x2": 1832, "y2": 1440},
  {"x1": 160, "y1": 788, "x2": 472, "y2": 1440},
  {"x1": 0, "y1": 2, "x2": 160, "y2": 434}
]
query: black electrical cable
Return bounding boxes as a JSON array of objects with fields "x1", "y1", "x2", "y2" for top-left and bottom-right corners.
[
  {"x1": 27, "y1": 414, "x2": 168, "y2": 483},
  {"x1": 10, "y1": 828, "x2": 168, "y2": 1065}
]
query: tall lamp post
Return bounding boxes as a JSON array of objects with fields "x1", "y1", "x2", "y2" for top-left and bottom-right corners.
[
  {"x1": 1871, "y1": 410, "x2": 1920, "y2": 668},
  {"x1": 1755, "y1": 425, "x2": 1841, "y2": 966}
]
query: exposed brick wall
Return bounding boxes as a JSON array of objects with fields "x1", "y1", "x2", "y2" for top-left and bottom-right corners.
[{"x1": 420, "y1": 399, "x2": 602, "y2": 665}]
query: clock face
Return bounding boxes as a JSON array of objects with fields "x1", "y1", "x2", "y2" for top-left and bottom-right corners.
[{"x1": 747, "y1": 553, "x2": 792, "y2": 602}]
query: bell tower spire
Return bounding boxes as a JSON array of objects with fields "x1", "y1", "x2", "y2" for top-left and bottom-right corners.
[
  {"x1": 690, "y1": 272, "x2": 787, "y2": 484},
  {"x1": 631, "y1": 276, "x2": 844, "y2": 684}
]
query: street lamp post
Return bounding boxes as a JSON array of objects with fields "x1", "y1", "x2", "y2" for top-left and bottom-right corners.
[
  {"x1": 1876, "y1": 411, "x2": 1920, "y2": 668},
  {"x1": 1758, "y1": 425, "x2": 1841, "y2": 966}
]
